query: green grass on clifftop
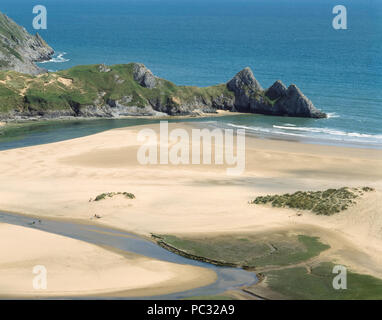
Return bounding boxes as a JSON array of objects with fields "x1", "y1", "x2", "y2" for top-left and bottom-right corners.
[{"x1": 0, "y1": 63, "x2": 233, "y2": 115}]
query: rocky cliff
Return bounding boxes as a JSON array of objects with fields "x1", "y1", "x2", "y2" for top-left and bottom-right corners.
[
  {"x1": 0, "y1": 11, "x2": 54, "y2": 75},
  {"x1": 227, "y1": 68, "x2": 325, "y2": 118},
  {"x1": 0, "y1": 63, "x2": 326, "y2": 120}
]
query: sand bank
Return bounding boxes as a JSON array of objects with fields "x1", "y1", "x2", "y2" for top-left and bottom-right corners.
[{"x1": 0, "y1": 223, "x2": 216, "y2": 297}]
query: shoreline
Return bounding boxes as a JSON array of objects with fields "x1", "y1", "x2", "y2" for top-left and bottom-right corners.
[
  {"x1": 0, "y1": 109, "x2": 238, "y2": 124},
  {"x1": 1, "y1": 113, "x2": 381, "y2": 151},
  {"x1": 192, "y1": 120, "x2": 382, "y2": 151}
]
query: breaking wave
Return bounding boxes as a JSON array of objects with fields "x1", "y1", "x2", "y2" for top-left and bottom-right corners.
[
  {"x1": 272, "y1": 125, "x2": 382, "y2": 139},
  {"x1": 326, "y1": 112, "x2": 340, "y2": 118},
  {"x1": 40, "y1": 52, "x2": 70, "y2": 64},
  {"x1": 222, "y1": 122, "x2": 382, "y2": 147}
]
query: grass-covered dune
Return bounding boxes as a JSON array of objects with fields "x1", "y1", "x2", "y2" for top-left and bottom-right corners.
[
  {"x1": 92, "y1": 192, "x2": 136, "y2": 202},
  {"x1": 251, "y1": 187, "x2": 375, "y2": 216}
]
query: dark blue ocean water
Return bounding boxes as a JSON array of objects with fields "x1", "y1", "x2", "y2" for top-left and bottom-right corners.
[{"x1": 1, "y1": 0, "x2": 381, "y2": 147}]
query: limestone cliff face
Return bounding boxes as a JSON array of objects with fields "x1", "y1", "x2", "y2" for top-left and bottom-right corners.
[
  {"x1": 0, "y1": 11, "x2": 54, "y2": 75},
  {"x1": 124, "y1": 64, "x2": 325, "y2": 118},
  {"x1": 272, "y1": 83, "x2": 325, "y2": 118},
  {"x1": 132, "y1": 63, "x2": 157, "y2": 89}
]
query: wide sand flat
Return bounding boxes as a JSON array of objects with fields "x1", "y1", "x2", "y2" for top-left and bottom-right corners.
[
  {"x1": 0, "y1": 122, "x2": 381, "y2": 291},
  {"x1": 0, "y1": 223, "x2": 216, "y2": 297}
]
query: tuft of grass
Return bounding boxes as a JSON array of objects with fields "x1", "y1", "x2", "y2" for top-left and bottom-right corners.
[
  {"x1": 93, "y1": 192, "x2": 135, "y2": 202},
  {"x1": 251, "y1": 187, "x2": 374, "y2": 216}
]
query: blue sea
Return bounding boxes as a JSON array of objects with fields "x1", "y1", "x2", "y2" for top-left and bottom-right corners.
[{"x1": 1, "y1": 0, "x2": 382, "y2": 148}]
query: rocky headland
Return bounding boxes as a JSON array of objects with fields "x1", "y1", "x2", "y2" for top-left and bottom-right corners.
[
  {"x1": 0, "y1": 63, "x2": 326, "y2": 121},
  {"x1": 0, "y1": 11, "x2": 54, "y2": 75}
]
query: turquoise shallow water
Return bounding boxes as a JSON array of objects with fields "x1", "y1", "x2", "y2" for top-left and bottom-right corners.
[{"x1": 0, "y1": 0, "x2": 381, "y2": 147}]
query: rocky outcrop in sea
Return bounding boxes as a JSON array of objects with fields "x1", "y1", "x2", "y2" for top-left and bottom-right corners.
[{"x1": 227, "y1": 68, "x2": 326, "y2": 118}]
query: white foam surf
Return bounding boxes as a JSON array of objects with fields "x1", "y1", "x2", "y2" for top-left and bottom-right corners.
[
  {"x1": 40, "y1": 52, "x2": 70, "y2": 64},
  {"x1": 326, "y1": 112, "x2": 340, "y2": 118},
  {"x1": 272, "y1": 125, "x2": 382, "y2": 139},
  {"x1": 223, "y1": 122, "x2": 382, "y2": 146}
]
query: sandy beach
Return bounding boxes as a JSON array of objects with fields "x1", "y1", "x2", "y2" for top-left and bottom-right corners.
[
  {"x1": 0, "y1": 222, "x2": 216, "y2": 297},
  {"x1": 0, "y1": 122, "x2": 381, "y2": 296}
]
